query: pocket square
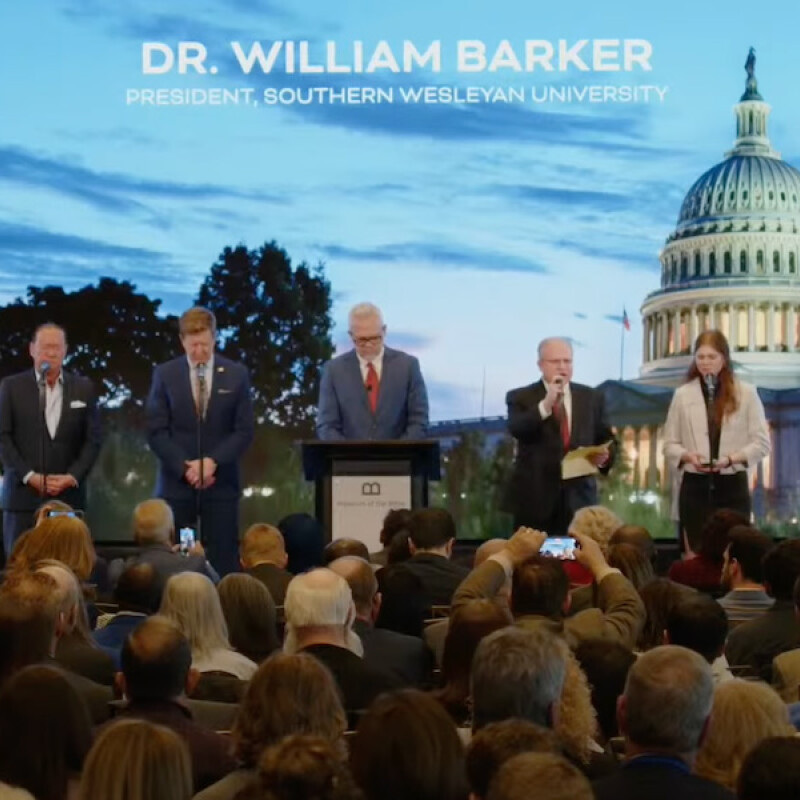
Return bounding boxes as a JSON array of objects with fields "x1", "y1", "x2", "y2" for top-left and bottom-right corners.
[
  {"x1": 70, "y1": 400, "x2": 87, "y2": 409},
  {"x1": 218, "y1": 388, "x2": 233, "y2": 394}
]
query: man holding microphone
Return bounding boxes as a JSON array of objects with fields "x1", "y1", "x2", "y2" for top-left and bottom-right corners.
[{"x1": 503, "y1": 337, "x2": 616, "y2": 535}]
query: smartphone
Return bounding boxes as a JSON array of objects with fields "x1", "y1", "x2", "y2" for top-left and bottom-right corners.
[
  {"x1": 540, "y1": 536, "x2": 577, "y2": 560},
  {"x1": 179, "y1": 527, "x2": 196, "y2": 554},
  {"x1": 47, "y1": 509, "x2": 82, "y2": 519}
]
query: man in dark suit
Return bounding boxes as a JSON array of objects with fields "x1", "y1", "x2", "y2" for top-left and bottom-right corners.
[
  {"x1": 593, "y1": 645, "x2": 734, "y2": 800},
  {"x1": 316, "y1": 302, "x2": 429, "y2": 440},
  {"x1": 329, "y1": 555, "x2": 433, "y2": 687},
  {"x1": 0, "y1": 323, "x2": 101, "y2": 559},
  {"x1": 504, "y1": 337, "x2": 615, "y2": 536},
  {"x1": 239, "y1": 522, "x2": 293, "y2": 605},
  {"x1": 146, "y1": 308, "x2": 254, "y2": 576}
]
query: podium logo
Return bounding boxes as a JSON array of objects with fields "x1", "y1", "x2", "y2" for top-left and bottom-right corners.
[{"x1": 361, "y1": 481, "x2": 381, "y2": 496}]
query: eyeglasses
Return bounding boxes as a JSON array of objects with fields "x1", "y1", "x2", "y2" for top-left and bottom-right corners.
[
  {"x1": 350, "y1": 334, "x2": 384, "y2": 346},
  {"x1": 541, "y1": 358, "x2": 572, "y2": 366}
]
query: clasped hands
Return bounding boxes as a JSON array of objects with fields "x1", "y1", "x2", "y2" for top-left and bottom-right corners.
[
  {"x1": 184, "y1": 457, "x2": 217, "y2": 488},
  {"x1": 682, "y1": 451, "x2": 733, "y2": 473},
  {"x1": 29, "y1": 473, "x2": 77, "y2": 495}
]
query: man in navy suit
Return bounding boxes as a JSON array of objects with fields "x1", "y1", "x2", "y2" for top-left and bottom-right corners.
[
  {"x1": 146, "y1": 308, "x2": 254, "y2": 576},
  {"x1": 504, "y1": 337, "x2": 616, "y2": 536},
  {"x1": 0, "y1": 323, "x2": 101, "y2": 558},
  {"x1": 316, "y1": 302, "x2": 429, "y2": 441}
]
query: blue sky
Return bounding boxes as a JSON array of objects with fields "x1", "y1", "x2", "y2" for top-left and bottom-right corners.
[{"x1": 2, "y1": 0, "x2": 799, "y2": 420}]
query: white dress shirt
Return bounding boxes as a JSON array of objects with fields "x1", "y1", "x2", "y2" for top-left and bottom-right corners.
[{"x1": 23, "y1": 369, "x2": 65, "y2": 486}]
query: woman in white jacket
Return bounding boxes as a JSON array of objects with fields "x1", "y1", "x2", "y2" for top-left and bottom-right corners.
[{"x1": 663, "y1": 330, "x2": 770, "y2": 551}]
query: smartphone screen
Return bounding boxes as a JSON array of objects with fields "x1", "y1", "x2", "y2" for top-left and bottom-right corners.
[
  {"x1": 179, "y1": 527, "x2": 196, "y2": 553},
  {"x1": 540, "y1": 536, "x2": 577, "y2": 560}
]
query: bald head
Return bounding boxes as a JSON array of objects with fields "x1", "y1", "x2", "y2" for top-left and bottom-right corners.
[
  {"x1": 475, "y1": 539, "x2": 508, "y2": 568},
  {"x1": 328, "y1": 557, "x2": 377, "y2": 618}
]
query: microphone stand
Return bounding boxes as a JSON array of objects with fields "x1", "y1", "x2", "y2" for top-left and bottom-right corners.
[
  {"x1": 705, "y1": 375, "x2": 716, "y2": 509},
  {"x1": 38, "y1": 372, "x2": 48, "y2": 500},
  {"x1": 196, "y1": 367, "x2": 206, "y2": 547}
]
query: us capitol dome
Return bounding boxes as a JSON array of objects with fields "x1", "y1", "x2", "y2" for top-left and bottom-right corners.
[{"x1": 639, "y1": 50, "x2": 800, "y2": 388}]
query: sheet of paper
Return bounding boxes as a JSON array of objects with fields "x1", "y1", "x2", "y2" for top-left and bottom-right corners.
[{"x1": 561, "y1": 440, "x2": 614, "y2": 480}]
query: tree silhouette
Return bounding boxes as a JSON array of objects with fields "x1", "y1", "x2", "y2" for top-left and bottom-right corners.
[{"x1": 196, "y1": 241, "x2": 334, "y2": 435}]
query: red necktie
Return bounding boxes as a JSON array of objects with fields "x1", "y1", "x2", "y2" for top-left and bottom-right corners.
[
  {"x1": 365, "y1": 362, "x2": 379, "y2": 413},
  {"x1": 554, "y1": 396, "x2": 570, "y2": 451}
]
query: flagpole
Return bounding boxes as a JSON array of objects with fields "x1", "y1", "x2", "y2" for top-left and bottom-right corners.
[{"x1": 619, "y1": 316, "x2": 625, "y2": 381}]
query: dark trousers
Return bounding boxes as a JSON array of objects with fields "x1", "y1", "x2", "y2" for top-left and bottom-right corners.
[
  {"x1": 2, "y1": 510, "x2": 36, "y2": 564},
  {"x1": 163, "y1": 496, "x2": 241, "y2": 577},
  {"x1": 514, "y1": 480, "x2": 588, "y2": 536},
  {"x1": 679, "y1": 471, "x2": 750, "y2": 552}
]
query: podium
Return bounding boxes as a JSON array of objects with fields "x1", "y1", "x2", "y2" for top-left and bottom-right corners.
[{"x1": 301, "y1": 440, "x2": 441, "y2": 550}]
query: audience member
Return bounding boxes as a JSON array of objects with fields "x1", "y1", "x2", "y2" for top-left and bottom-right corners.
[
  {"x1": 718, "y1": 526, "x2": 775, "y2": 623},
  {"x1": 725, "y1": 538, "x2": 800, "y2": 681},
  {"x1": 592, "y1": 645, "x2": 734, "y2": 800},
  {"x1": 375, "y1": 563, "x2": 428, "y2": 637},
  {"x1": 669, "y1": 509, "x2": 749, "y2": 592},
  {"x1": 329, "y1": 556, "x2": 432, "y2": 686},
  {"x1": 239, "y1": 523, "x2": 292, "y2": 605},
  {"x1": 737, "y1": 736, "x2": 800, "y2": 800},
  {"x1": 160, "y1": 572, "x2": 257, "y2": 679},
  {"x1": 278, "y1": 513, "x2": 324, "y2": 574},
  {"x1": 196, "y1": 652, "x2": 347, "y2": 800},
  {"x1": 0, "y1": 665, "x2": 92, "y2": 800},
  {"x1": 607, "y1": 543, "x2": 656, "y2": 590},
  {"x1": 637, "y1": 577, "x2": 695, "y2": 651},
  {"x1": 370, "y1": 508, "x2": 412, "y2": 567},
  {"x1": 465, "y1": 719, "x2": 559, "y2": 800},
  {"x1": 694, "y1": 680, "x2": 793, "y2": 792},
  {"x1": 324, "y1": 538, "x2": 370, "y2": 565},
  {"x1": 79, "y1": 719, "x2": 192, "y2": 800},
  {"x1": 487, "y1": 752, "x2": 593, "y2": 800},
  {"x1": 237, "y1": 735, "x2": 364, "y2": 800},
  {"x1": 385, "y1": 530, "x2": 412, "y2": 565},
  {"x1": 609, "y1": 524, "x2": 656, "y2": 565},
  {"x1": 350, "y1": 689, "x2": 469, "y2": 800},
  {"x1": 401, "y1": 508, "x2": 469, "y2": 609},
  {"x1": 772, "y1": 574, "x2": 800, "y2": 701},
  {"x1": 218, "y1": 573, "x2": 279, "y2": 664},
  {"x1": 114, "y1": 616, "x2": 236, "y2": 790},
  {"x1": 283, "y1": 569, "x2": 399, "y2": 713},
  {"x1": 564, "y1": 505, "x2": 623, "y2": 586}
]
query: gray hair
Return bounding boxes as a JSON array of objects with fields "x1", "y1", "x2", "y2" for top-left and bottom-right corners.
[
  {"x1": 133, "y1": 499, "x2": 174, "y2": 546},
  {"x1": 537, "y1": 337, "x2": 573, "y2": 360},
  {"x1": 623, "y1": 645, "x2": 713, "y2": 755},
  {"x1": 471, "y1": 626, "x2": 569, "y2": 731},
  {"x1": 348, "y1": 302, "x2": 384, "y2": 328}
]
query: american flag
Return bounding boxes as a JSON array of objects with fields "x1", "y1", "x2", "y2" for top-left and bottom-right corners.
[{"x1": 622, "y1": 308, "x2": 631, "y2": 331}]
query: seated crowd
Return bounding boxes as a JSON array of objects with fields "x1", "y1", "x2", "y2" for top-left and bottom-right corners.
[{"x1": 2, "y1": 500, "x2": 800, "y2": 800}]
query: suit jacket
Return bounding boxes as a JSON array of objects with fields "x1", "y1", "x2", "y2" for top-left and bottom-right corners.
[
  {"x1": 145, "y1": 355, "x2": 254, "y2": 502},
  {"x1": 504, "y1": 381, "x2": 615, "y2": 528},
  {"x1": 773, "y1": 646, "x2": 800, "y2": 703},
  {"x1": 92, "y1": 612, "x2": 148, "y2": 662},
  {"x1": 401, "y1": 553, "x2": 470, "y2": 609},
  {"x1": 353, "y1": 617, "x2": 433, "y2": 687},
  {"x1": 316, "y1": 347, "x2": 429, "y2": 440},
  {"x1": 123, "y1": 544, "x2": 219, "y2": 591},
  {"x1": 0, "y1": 370, "x2": 101, "y2": 513},
  {"x1": 663, "y1": 377, "x2": 770, "y2": 476},
  {"x1": 245, "y1": 562, "x2": 292, "y2": 606}
]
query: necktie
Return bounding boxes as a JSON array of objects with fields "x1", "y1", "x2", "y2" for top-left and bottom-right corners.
[
  {"x1": 365, "y1": 362, "x2": 379, "y2": 413},
  {"x1": 554, "y1": 396, "x2": 570, "y2": 451}
]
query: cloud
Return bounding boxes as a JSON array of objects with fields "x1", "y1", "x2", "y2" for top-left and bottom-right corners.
[
  {"x1": 427, "y1": 379, "x2": 481, "y2": 421},
  {"x1": 604, "y1": 313, "x2": 625, "y2": 324},
  {"x1": 488, "y1": 183, "x2": 636, "y2": 213},
  {"x1": 573, "y1": 312, "x2": 588, "y2": 319},
  {"x1": 385, "y1": 330, "x2": 435, "y2": 351},
  {"x1": 554, "y1": 239, "x2": 659, "y2": 271},
  {"x1": 317, "y1": 242, "x2": 549, "y2": 275}
]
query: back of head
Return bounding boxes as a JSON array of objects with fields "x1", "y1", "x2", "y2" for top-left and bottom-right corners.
[
  {"x1": 637, "y1": 578, "x2": 693, "y2": 651},
  {"x1": 725, "y1": 525, "x2": 773, "y2": 584},
  {"x1": 466, "y1": 720, "x2": 559, "y2": 800},
  {"x1": 471, "y1": 626, "x2": 568, "y2": 731},
  {"x1": 234, "y1": 652, "x2": 346, "y2": 768},
  {"x1": 380, "y1": 508, "x2": 412, "y2": 549},
  {"x1": 738, "y1": 737, "x2": 800, "y2": 800},
  {"x1": 324, "y1": 538, "x2": 370, "y2": 565},
  {"x1": 0, "y1": 664, "x2": 92, "y2": 800},
  {"x1": 249, "y1": 734, "x2": 362, "y2": 800},
  {"x1": 568, "y1": 506, "x2": 622, "y2": 555},
  {"x1": 763, "y1": 538, "x2": 800, "y2": 601},
  {"x1": 79, "y1": 719, "x2": 192, "y2": 800},
  {"x1": 11, "y1": 516, "x2": 95, "y2": 581},
  {"x1": 218, "y1": 573, "x2": 279, "y2": 663},
  {"x1": 375, "y1": 564, "x2": 427, "y2": 636},
  {"x1": 114, "y1": 562, "x2": 161, "y2": 613},
  {"x1": 35, "y1": 560, "x2": 87, "y2": 638},
  {"x1": 284, "y1": 568, "x2": 353, "y2": 629},
  {"x1": 511, "y1": 556, "x2": 569, "y2": 619},
  {"x1": 386, "y1": 531, "x2": 411, "y2": 565},
  {"x1": 607, "y1": 543, "x2": 655, "y2": 591},
  {"x1": 609, "y1": 524, "x2": 655, "y2": 563},
  {"x1": 487, "y1": 752, "x2": 592, "y2": 800},
  {"x1": 159, "y1": 572, "x2": 230, "y2": 658},
  {"x1": 278, "y1": 513, "x2": 325, "y2": 574},
  {"x1": 408, "y1": 507, "x2": 456, "y2": 552},
  {"x1": 621, "y1": 645, "x2": 713, "y2": 756},
  {"x1": 133, "y1": 499, "x2": 174, "y2": 547},
  {"x1": 350, "y1": 689, "x2": 468, "y2": 800},
  {"x1": 328, "y1": 557, "x2": 377, "y2": 618},
  {"x1": 121, "y1": 616, "x2": 192, "y2": 702},
  {"x1": 666, "y1": 593, "x2": 728, "y2": 664},
  {"x1": 241, "y1": 523, "x2": 287, "y2": 569},
  {"x1": 699, "y1": 508, "x2": 750, "y2": 563}
]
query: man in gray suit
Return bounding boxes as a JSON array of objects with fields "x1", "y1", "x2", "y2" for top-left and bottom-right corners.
[
  {"x1": 316, "y1": 303, "x2": 429, "y2": 440},
  {"x1": 0, "y1": 323, "x2": 101, "y2": 557}
]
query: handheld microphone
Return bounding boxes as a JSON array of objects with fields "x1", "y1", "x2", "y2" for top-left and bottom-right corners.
[
  {"x1": 704, "y1": 372, "x2": 716, "y2": 401},
  {"x1": 196, "y1": 362, "x2": 207, "y2": 381},
  {"x1": 39, "y1": 362, "x2": 51, "y2": 384}
]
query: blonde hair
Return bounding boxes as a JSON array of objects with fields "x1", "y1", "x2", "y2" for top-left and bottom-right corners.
[
  {"x1": 568, "y1": 506, "x2": 623, "y2": 556},
  {"x1": 179, "y1": 307, "x2": 216, "y2": 337},
  {"x1": 240, "y1": 523, "x2": 286, "y2": 567},
  {"x1": 555, "y1": 653, "x2": 599, "y2": 766},
  {"x1": 79, "y1": 719, "x2": 192, "y2": 800},
  {"x1": 133, "y1": 499, "x2": 174, "y2": 546},
  {"x1": 695, "y1": 680, "x2": 794, "y2": 790},
  {"x1": 9, "y1": 516, "x2": 95, "y2": 581},
  {"x1": 159, "y1": 572, "x2": 231, "y2": 661},
  {"x1": 488, "y1": 752, "x2": 592, "y2": 800}
]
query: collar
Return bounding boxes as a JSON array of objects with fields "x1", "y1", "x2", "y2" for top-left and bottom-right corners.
[
  {"x1": 122, "y1": 697, "x2": 192, "y2": 719},
  {"x1": 542, "y1": 379, "x2": 570, "y2": 397},
  {"x1": 186, "y1": 354, "x2": 215, "y2": 373},
  {"x1": 623, "y1": 754, "x2": 690, "y2": 774},
  {"x1": 34, "y1": 368, "x2": 64, "y2": 385},
  {"x1": 357, "y1": 349, "x2": 384, "y2": 371}
]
